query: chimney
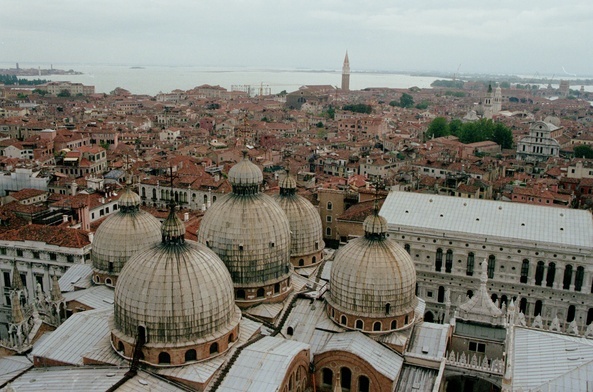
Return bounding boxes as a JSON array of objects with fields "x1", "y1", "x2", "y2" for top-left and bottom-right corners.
[
  {"x1": 62, "y1": 214, "x2": 69, "y2": 223},
  {"x1": 184, "y1": 212, "x2": 189, "y2": 222},
  {"x1": 88, "y1": 232, "x2": 94, "y2": 243}
]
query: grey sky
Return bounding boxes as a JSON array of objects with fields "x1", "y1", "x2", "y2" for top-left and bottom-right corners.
[{"x1": 2, "y1": 0, "x2": 592, "y2": 76}]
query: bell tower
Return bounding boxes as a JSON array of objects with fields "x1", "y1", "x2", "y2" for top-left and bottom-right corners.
[{"x1": 341, "y1": 51, "x2": 350, "y2": 91}]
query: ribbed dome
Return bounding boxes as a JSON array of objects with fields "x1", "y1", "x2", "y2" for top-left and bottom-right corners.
[
  {"x1": 118, "y1": 187, "x2": 142, "y2": 208},
  {"x1": 273, "y1": 188, "x2": 324, "y2": 259},
  {"x1": 328, "y1": 214, "x2": 416, "y2": 318},
  {"x1": 92, "y1": 189, "x2": 161, "y2": 278},
  {"x1": 363, "y1": 214, "x2": 388, "y2": 236},
  {"x1": 114, "y1": 211, "x2": 240, "y2": 346},
  {"x1": 228, "y1": 153, "x2": 263, "y2": 190},
  {"x1": 279, "y1": 175, "x2": 297, "y2": 191},
  {"x1": 198, "y1": 193, "x2": 291, "y2": 286}
]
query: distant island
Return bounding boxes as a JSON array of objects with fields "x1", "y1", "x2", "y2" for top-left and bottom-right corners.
[
  {"x1": 0, "y1": 64, "x2": 82, "y2": 77},
  {"x1": 130, "y1": 66, "x2": 145, "y2": 69}
]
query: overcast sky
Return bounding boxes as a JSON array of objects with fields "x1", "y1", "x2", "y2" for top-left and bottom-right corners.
[{"x1": 2, "y1": 0, "x2": 592, "y2": 76}]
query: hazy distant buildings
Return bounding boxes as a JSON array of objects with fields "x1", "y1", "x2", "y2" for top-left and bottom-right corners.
[
  {"x1": 516, "y1": 118, "x2": 567, "y2": 162},
  {"x1": 39, "y1": 81, "x2": 95, "y2": 96}
]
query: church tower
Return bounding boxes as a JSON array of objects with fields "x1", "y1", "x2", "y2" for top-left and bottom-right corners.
[{"x1": 341, "y1": 51, "x2": 350, "y2": 91}]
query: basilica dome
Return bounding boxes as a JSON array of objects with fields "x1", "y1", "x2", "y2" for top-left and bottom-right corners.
[
  {"x1": 112, "y1": 207, "x2": 241, "y2": 366},
  {"x1": 273, "y1": 175, "x2": 324, "y2": 268},
  {"x1": 198, "y1": 153, "x2": 292, "y2": 306},
  {"x1": 91, "y1": 187, "x2": 162, "y2": 286},
  {"x1": 326, "y1": 211, "x2": 417, "y2": 333}
]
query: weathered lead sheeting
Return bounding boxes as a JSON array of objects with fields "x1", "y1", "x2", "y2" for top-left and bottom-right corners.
[
  {"x1": 0, "y1": 355, "x2": 32, "y2": 385},
  {"x1": 5, "y1": 366, "x2": 128, "y2": 391},
  {"x1": 381, "y1": 191, "x2": 593, "y2": 249}
]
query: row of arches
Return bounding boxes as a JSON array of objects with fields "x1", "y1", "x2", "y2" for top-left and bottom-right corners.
[{"x1": 140, "y1": 187, "x2": 217, "y2": 205}]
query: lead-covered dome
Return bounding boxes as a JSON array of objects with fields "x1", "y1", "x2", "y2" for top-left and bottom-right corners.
[
  {"x1": 112, "y1": 208, "x2": 241, "y2": 366},
  {"x1": 198, "y1": 156, "x2": 292, "y2": 306},
  {"x1": 326, "y1": 211, "x2": 417, "y2": 333},
  {"x1": 92, "y1": 187, "x2": 161, "y2": 286},
  {"x1": 273, "y1": 174, "x2": 324, "y2": 268}
]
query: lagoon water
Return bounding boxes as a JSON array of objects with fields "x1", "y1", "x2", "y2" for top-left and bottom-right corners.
[{"x1": 4, "y1": 64, "x2": 442, "y2": 95}]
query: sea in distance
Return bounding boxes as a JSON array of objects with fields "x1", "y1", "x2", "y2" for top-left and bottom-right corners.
[
  {"x1": 4, "y1": 63, "x2": 591, "y2": 96},
  {"x1": 6, "y1": 63, "x2": 446, "y2": 96}
]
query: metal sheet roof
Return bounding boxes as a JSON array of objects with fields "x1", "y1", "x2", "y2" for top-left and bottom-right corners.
[
  {"x1": 407, "y1": 322, "x2": 449, "y2": 359},
  {"x1": 58, "y1": 264, "x2": 93, "y2": 292},
  {"x1": 218, "y1": 337, "x2": 309, "y2": 392},
  {"x1": 62, "y1": 285, "x2": 114, "y2": 310},
  {"x1": 117, "y1": 371, "x2": 188, "y2": 392},
  {"x1": 512, "y1": 327, "x2": 593, "y2": 391},
  {"x1": 317, "y1": 331, "x2": 404, "y2": 380},
  {"x1": 396, "y1": 365, "x2": 438, "y2": 392},
  {"x1": 0, "y1": 355, "x2": 32, "y2": 385},
  {"x1": 5, "y1": 367, "x2": 128, "y2": 391},
  {"x1": 380, "y1": 191, "x2": 593, "y2": 250},
  {"x1": 31, "y1": 308, "x2": 112, "y2": 366}
]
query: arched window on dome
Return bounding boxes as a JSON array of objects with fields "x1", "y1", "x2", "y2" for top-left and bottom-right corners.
[
  {"x1": 359, "y1": 375, "x2": 370, "y2": 392},
  {"x1": 105, "y1": 278, "x2": 112, "y2": 286},
  {"x1": 298, "y1": 259, "x2": 304, "y2": 266},
  {"x1": 117, "y1": 341, "x2": 124, "y2": 353},
  {"x1": 340, "y1": 315, "x2": 347, "y2": 326},
  {"x1": 385, "y1": 303, "x2": 391, "y2": 315},
  {"x1": 229, "y1": 333, "x2": 236, "y2": 343},
  {"x1": 341, "y1": 367, "x2": 352, "y2": 390},
  {"x1": 236, "y1": 289, "x2": 246, "y2": 300},
  {"x1": 321, "y1": 368, "x2": 333, "y2": 387},
  {"x1": 391, "y1": 320, "x2": 397, "y2": 330},
  {"x1": 312, "y1": 256, "x2": 317, "y2": 264},
  {"x1": 287, "y1": 326, "x2": 294, "y2": 336},
  {"x1": 274, "y1": 283, "x2": 280, "y2": 293},
  {"x1": 355, "y1": 320, "x2": 363, "y2": 330},
  {"x1": 185, "y1": 349, "x2": 197, "y2": 362},
  {"x1": 405, "y1": 315, "x2": 409, "y2": 325},
  {"x1": 158, "y1": 352, "x2": 171, "y2": 364},
  {"x1": 256, "y1": 288, "x2": 265, "y2": 298},
  {"x1": 210, "y1": 342, "x2": 219, "y2": 355},
  {"x1": 373, "y1": 321, "x2": 382, "y2": 331}
]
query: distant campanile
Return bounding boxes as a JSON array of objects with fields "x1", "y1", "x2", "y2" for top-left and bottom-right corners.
[{"x1": 341, "y1": 51, "x2": 350, "y2": 91}]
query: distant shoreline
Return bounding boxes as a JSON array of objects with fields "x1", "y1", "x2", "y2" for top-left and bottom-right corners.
[{"x1": 0, "y1": 67, "x2": 82, "y2": 77}]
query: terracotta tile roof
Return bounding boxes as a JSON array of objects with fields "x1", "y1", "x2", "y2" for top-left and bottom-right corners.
[{"x1": 0, "y1": 224, "x2": 90, "y2": 248}]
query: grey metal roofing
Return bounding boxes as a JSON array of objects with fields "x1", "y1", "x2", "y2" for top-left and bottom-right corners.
[
  {"x1": 406, "y1": 322, "x2": 449, "y2": 360},
  {"x1": 395, "y1": 365, "x2": 438, "y2": 392},
  {"x1": 31, "y1": 308, "x2": 112, "y2": 366},
  {"x1": 317, "y1": 331, "x2": 404, "y2": 380},
  {"x1": 218, "y1": 336, "x2": 309, "y2": 392},
  {"x1": 380, "y1": 191, "x2": 593, "y2": 250},
  {"x1": 58, "y1": 264, "x2": 93, "y2": 292},
  {"x1": 4, "y1": 367, "x2": 128, "y2": 391},
  {"x1": 0, "y1": 355, "x2": 32, "y2": 385},
  {"x1": 62, "y1": 284, "x2": 114, "y2": 310},
  {"x1": 117, "y1": 371, "x2": 188, "y2": 392},
  {"x1": 511, "y1": 327, "x2": 593, "y2": 391},
  {"x1": 156, "y1": 318, "x2": 261, "y2": 384}
]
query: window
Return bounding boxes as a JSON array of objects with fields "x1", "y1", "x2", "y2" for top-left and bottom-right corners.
[
  {"x1": 520, "y1": 259, "x2": 529, "y2": 284},
  {"x1": 210, "y1": 342, "x2": 219, "y2": 354},
  {"x1": 535, "y1": 261, "x2": 545, "y2": 286},
  {"x1": 0, "y1": 248, "x2": 6, "y2": 255},
  {"x1": 488, "y1": 255, "x2": 495, "y2": 279},
  {"x1": 534, "y1": 300, "x2": 542, "y2": 317},
  {"x1": 327, "y1": 201, "x2": 333, "y2": 210},
  {"x1": 563, "y1": 265, "x2": 573, "y2": 290},
  {"x1": 466, "y1": 253, "x2": 475, "y2": 276},
  {"x1": 185, "y1": 349, "x2": 197, "y2": 362},
  {"x1": 575, "y1": 266, "x2": 585, "y2": 292},
  {"x1": 256, "y1": 288, "x2": 265, "y2": 298},
  {"x1": 158, "y1": 352, "x2": 171, "y2": 364},
  {"x1": 391, "y1": 320, "x2": 397, "y2": 329},
  {"x1": 435, "y1": 248, "x2": 443, "y2": 272},
  {"x1": 20, "y1": 273, "x2": 27, "y2": 287},
  {"x1": 326, "y1": 216, "x2": 332, "y2": 222},
  {"x1": 67, "y1": 255, "x2": 74, "y2": 263},
  {"x1": 3, "y1": 271, "x2": 11, "y2": 287},
  {"x1": 355, "y1": 319, "x2": 363, "y2": 330},
  {"x1": 469, "y1": 341, "x2": 486, "y2": 353},
  {"x1": 373, "y1": 321, "x2": 382, "y2": 331},
  {"x1": 341, "y1": 368, "x2": 352, "y2": 391},
  {"x1": 385, "y1": 303, "x2": 391, "y2": 315},
  {"x1": 35, "y1": 275, "x2": 43, "y2": 291},
  {"x1": 358, "y1": 375, "x2": 370, "y2": 392},
  {"x1": 445, "y1": 249, "x2": 453, "y2": 273},
  {"x1": 16, "y1": 249, "x2": 23, "y2": 257},
  {"x1": 49, "y1": 253, "x2": 57, "y2": 261},
  {"x1": 340, "y1": 315, "x2": 347, "y2": 325},
  {"x1": 546, "y1": 262, "x2": 556, "y2": 287},
  {"x1": 437, "y1": 286, "x2": 445, "y2": 303},
  {"x1": 567, "y1": 305, "x2": 576, "y2": 322},
  {"x1": 326, "y1": 227, "x2": 332, "y2": 237},
  {"x1": 322, "y1": 368, "x2": 333, "y2": 387},
  {"x1": 520, "y1": 297, "x2": 527, "y2": 314},
  {"x1": 404, "y1": 244, "x2": 410, "y2": 255}
]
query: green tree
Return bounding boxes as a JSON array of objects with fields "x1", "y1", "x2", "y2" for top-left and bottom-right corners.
[
  {"x1": 57, "y1": 89, "x2": 71, "y2": 97},
  {"x1": 449, "y1": 119, "x2": 463, "y2": 137},
  {"x1": 492, "y1": 123, "x2": 514, "y2": 149},
  {"x1": 415, "y1": 101, "x2": 429, "y2": 110},
  {"x1": 32, "y1": 89, "x2": 48, "y2": 96},
  {"x1": 399, "y1": 93, "x2": 414, "y2": 108},
  {"x1": 574, "y1": 145, "x2": 593, "y2": 159},
  {"x1": 342, "y1": 104, "x2": 372, "y2": 114},
  {"x1": 426, "y1": 117, "x2": 449, "y2": 139}
]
